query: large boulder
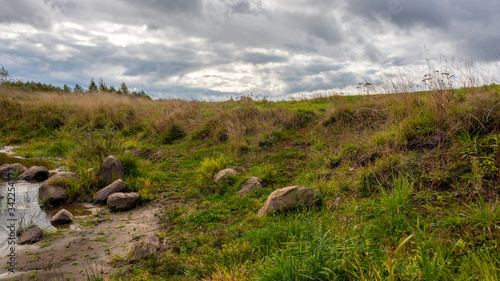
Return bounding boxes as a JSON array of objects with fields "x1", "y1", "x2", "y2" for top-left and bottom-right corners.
[
  {"x1": 18, "y1": 225, "x2": 43, "y2": 245},
  {"x1": 107, "y1": 192, "x2": 141, "y2": 211},
  {"x1": 99, "y1": 155, "x2": 125, "y2": 185},
  {"x1": 39, "y1": 185, "x2": 68, "y2": 206},
  {"x1": 0, "y1": 163, "x2": 27, "y2": 178},
  {"x1": 257, "y1": 186, "x2": 319, "y2": 217},
  {"x1": 50, "y1": 209, "x2": 73, "y2": 225},
  {"x1": 19, "y1": 166, "x2": 50, "y2": 182},
  {"x1": 94, "y1": 179, "x2": 126, "y2": 202},
  {"x1": 132, "y1": 233, "x2": 160, "y2": 260},
  {"x1": 237, "y1": 177, "x2": 263, "y2": 195},
  {"x1": 39, "y1": 172, "x2": 80, "y2": 206},
  {"x1": 213, "y1": 168, "x2": 237, "y2": 181}
]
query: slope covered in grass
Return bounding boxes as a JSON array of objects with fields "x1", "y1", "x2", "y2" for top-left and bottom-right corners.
[{"x1": 1, "y1": 84, "x2": 500, "y2": 280}]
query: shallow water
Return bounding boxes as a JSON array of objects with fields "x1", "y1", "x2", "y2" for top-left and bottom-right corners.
[
  {"x1": 0, "y1": 150, "x2": 59, "y2": 171},
  {"x1": 0, "y1": 149, "x2": 95, "y2": 256}
]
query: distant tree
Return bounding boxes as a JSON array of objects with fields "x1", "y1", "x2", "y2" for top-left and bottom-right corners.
[
  {"x1": 74, "y1": 84, "x2": 84, "y2": 92},
  {"x1": 63, "y1": 84, "x2": 72, "y2": 92},
  {"x1": 0, "y1": 64, "x2": 9, "y2": 84},
  {"x1": 119, "y1": 82, "x2": 129, "y2": 95},
  {"x1": 98, "y1": 77, "x2": 108, "y2": 92},
  {"x1": 88, "y1": 78, "x2": 98, "y2": 92},
  {"x1": 109, "y1": 85, "x2": 116, "y2": 93},
  {"x1": 139, "y1": 90, "x2": 152, "y2": 100}
]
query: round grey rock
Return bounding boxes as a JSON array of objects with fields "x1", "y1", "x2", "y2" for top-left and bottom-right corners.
[{"x1": 213, "y1": 168, "x2": 237, "y2": 181}]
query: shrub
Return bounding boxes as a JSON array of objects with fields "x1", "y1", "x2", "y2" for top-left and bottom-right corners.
[{"x1": 163, "y1": 123, "x2": 186, "y2": 144}]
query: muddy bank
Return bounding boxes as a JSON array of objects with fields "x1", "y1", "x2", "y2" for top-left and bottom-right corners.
[{"x1": 0, "y1": 200, "x2": 163, "y2": 280}]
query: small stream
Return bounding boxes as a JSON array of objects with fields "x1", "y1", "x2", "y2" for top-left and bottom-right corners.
[{"x1": 0, "y1": 148, "x2": 95, "y2": 256}]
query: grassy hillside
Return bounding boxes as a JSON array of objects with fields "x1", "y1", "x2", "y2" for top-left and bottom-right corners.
[{"x1": 1, "y1": 83, "x2": 500, "y2": 280}]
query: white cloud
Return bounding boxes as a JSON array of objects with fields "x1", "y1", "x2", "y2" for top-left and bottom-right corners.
[{"x1": 0, "y1": 0, "x2": 499, "y2": 100}]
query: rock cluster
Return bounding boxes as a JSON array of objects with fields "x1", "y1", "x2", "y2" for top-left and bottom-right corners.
[
  {"x1": 211, "y1": 168, "x2": 321, "y2": 217},
  {"x1": 92, "y1": 156, "x2": 141, "y2": 211}
]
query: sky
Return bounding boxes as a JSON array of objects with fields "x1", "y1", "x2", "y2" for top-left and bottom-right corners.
[{"x1": 0, "y1": 0, "x2": 499, "y2": 100}]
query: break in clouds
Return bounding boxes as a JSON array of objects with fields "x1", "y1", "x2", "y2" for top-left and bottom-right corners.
[{"x1": 0, "y1": 0, "x2": 499, "y2": 100}]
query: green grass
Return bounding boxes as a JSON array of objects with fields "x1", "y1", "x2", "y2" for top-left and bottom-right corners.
[{"x1": 2, "y1": 83, "x2": 500, "y2": 280}]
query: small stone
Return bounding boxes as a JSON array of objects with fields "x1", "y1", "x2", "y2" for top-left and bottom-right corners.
[
  {"x1": 50, "y1": 209, "x2": 73, "y2": 225},
  {"x1": 237, "y1": 177, "x2": 263, "y2": 195},
  {"x1": 18, "y1": 225, "x2": 43, "y2": 245},
  {"x1": 124, "y1": 149, "x2": 142, "y2": 157},
  {"x1": 107, "y1": 192, "x2": 141, "y2": 210},
  {"x1": 132, "y1": 233, "x2": 160, "y2": 260},
  {"x1": 213, "y1": 168, "x2": 237, "y2": 181},
  {"x1": 328, "y1": 197, "x2": 341, "y2": 209},
  {"x1": 19, "y1": 166, "x2": 50, "y2": 182},
  {"x1": 146, "y1": 150, "x2": 166, "y2": 160},
  {"x1": 94, "y1": 179, "x2": 126, "y2": 202}
]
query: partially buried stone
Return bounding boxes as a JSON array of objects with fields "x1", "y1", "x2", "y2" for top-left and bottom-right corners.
[
  {"x1": 132, "y1": 233, "x2": 160, "y2": 260},
  {"x1": 99, "y1": 155, "x2": 125, "y2": 185},
  {"x1": 18, "y1": 225, "x2": 43, "y2": 245},
  {"x1": 237, "y1": 176, "x2": 263, "y2": 195},
  {"x1": 107, "y1": 192, "x2": 141, "y2": 210},
  {"x1": 213, "y1": 168, "x2": 237, "y2": 181},
  {"x1": 257, "y1": 186, "x2": 319, "y2": 217}
]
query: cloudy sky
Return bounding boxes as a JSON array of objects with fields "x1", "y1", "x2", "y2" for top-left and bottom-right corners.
[{"x1": 0, "y1": 0, "x2": 499, "y2": 100}]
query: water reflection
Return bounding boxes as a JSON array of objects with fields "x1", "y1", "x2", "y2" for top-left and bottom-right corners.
[
  {"x1": 0, "y1": 149, "x2": 96, "y2": 256},
  {"x1": 0, "y1": 152, "x2": 58, "y2": 171},
  {"x1": 0, "y1": 181, "x2": 94, "y2": 256}
]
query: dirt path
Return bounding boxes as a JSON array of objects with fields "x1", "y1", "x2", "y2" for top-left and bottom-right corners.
[{"x1": 0, "y1": 201, "x2": 164, "y2": 280}]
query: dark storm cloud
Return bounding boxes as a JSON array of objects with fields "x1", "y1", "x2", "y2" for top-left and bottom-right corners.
[
  {"x1": 0, "y1": 0, "x2": 52, "y2": 28},
  {"x1": 237, "y1": 51, "x2": 288, "y2": 65},
  {"x1": 121, "y1": 0, "x2": 203, "y2": 15},
  {"x1": 1, "y1": 0, "x2": 499, "y2": 99}
]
